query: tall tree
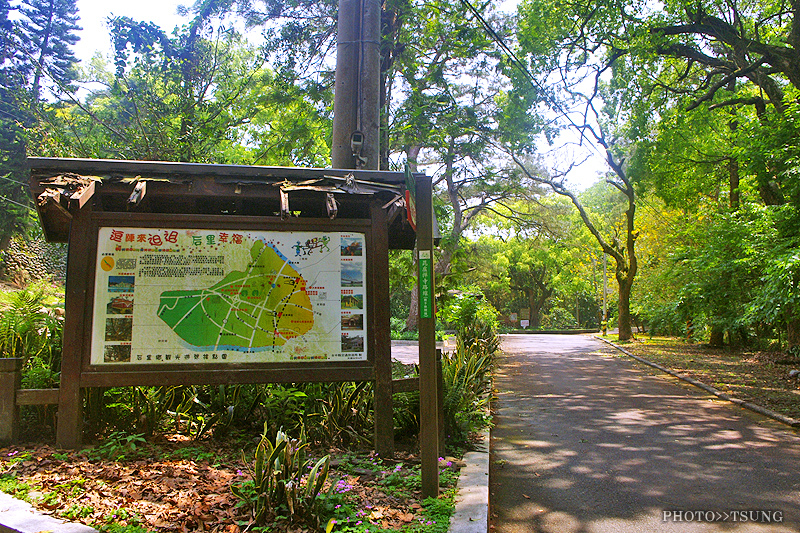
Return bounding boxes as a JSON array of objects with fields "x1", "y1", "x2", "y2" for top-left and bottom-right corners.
[
  {"x1": 17, "y1": 0, "x2": 81, "y2": 99},
  {"x1": 511, "y1": 0, "x2": 645, "y2": 340},
  {"x1": 50, "y1": 9, "x2": 331, "y2": 166},
  {"x1": 378, "y1": 0, "x2": 546, "y2": 329}
]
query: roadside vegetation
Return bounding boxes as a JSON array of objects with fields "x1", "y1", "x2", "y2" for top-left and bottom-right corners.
[
  {"x1": 0, "y1": 282, "x2": 498, "y2": 532},
  {"x1": 606, "y1": 335, "x2": 800, "y2": 421}
]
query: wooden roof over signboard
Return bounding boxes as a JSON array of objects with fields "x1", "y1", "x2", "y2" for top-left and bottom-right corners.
[{"x1": 28, "y1": 157, "x2": 420, "y2": 249}]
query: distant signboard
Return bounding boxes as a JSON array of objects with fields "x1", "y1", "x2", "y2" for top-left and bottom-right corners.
[{"x1": 91, "y1": 227, "x2": 368, "y2": 365}]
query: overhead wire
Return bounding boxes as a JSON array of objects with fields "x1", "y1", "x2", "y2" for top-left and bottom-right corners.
[
  {"x1": 0, "y1": 194, "x2": 36, "y2": 212},
  {"x1": 455, "y1": 0, "x2": 599, "y2": 152},
  {"x1": 0, "y1": 174, "x2": 31, "y2": 188}
]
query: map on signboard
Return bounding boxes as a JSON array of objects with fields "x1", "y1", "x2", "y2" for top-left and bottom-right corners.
[
  {"x1": 156, "y1": 241, "x2": 314, "y2": 351},
  {"x1": 91, "y1": 228, "x2": 367, "y2": 365}
]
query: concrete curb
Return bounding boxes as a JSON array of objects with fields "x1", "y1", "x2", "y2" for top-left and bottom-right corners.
[
  {"x1": 0, "y1": 492, "x2": 97, "y2": 533},
  {"x1": 597, "y1": 336, "x2": 800, "y2": 428},
  {"x1": 447, "y1": 429, "x2": 489, "y2": 533}
]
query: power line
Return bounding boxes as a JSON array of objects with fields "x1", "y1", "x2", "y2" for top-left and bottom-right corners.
[
  {"x1": 0, "y1": 174, "x2": 30, "y2": 188},
  {"x1": 456, "y1": 0, "x2": 597, "y2": 150},
  {"x1": 0, "y1": 195, "x2": 36, "y2": 213}
]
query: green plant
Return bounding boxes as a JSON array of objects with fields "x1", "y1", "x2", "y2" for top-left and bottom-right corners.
[
  {"x1": 0, "y1": 473, "x2": 34, "y2": 501},
  {"x1": 3, "y1": 450, "x2": 31, "y2": 466},
  {"x1": 41, "y1": 491, "x2": 60, "y2": 506},
  {"x1": 164, "y1": 445, "x2": 217, "y2": 463},
  {"x1": 95, "y1": 523, "x2": 150, "y2": 533},
  {"x1": 89, "y1": 432, "x2": 146, "y2": 461},
  {"x1": 440, "y1": 287, "x2": 500, "y2": 352},
  {"x1": 307, "y1": 382, "x2": 373, "y2": 448},
  {"x1": 63, "y1": 504, "x2": 94, "y2": 520},
  {"x1": 233, "y1": 424, "x2": 331, "y2": 529},
  {"x1": 54, "y1": 477, "x2": 86, "y2": 498},
  {"x1": 95, "y1": 508, "x2": 143, "y2": 530},
  {"x1": 441, "y1": 338, "x2": 494, "y2": 446},
  {"x1": 0, "y1": 281, "x2": 63, "y2": 366}
]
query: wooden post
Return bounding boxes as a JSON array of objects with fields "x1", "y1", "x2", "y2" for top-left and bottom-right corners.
[
  {"x1": 57, "y1": 204, "x2": 93, "y2": 449},
  {"x1": 437, "y1": 349, "x2": 445, "y2": 457},
  {"x1": 417, "y1": 173, "x2": 439, "y2": 499},
  {"x1": 371, "y1": 202, "x2": 394, "y2": 456},
  {"x1": 0, "y1": 358, "x2": 23, "y2": 444}
]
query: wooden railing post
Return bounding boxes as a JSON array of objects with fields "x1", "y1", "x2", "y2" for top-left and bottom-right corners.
[{"x1": 0, "y1": 358, "x2": 23, "y2": 444}]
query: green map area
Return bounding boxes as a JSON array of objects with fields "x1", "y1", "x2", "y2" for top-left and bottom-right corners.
[{"x1": 156, "y1": 241, "x2": 314, "y2": 351}]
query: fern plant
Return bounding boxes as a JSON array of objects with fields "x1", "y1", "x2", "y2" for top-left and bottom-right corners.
[{"x1": 0, "y1": 281, "x2": 63, "y2": 368}]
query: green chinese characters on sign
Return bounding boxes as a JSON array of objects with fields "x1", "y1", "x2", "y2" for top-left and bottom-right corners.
[{"x1": 419, "y1": 250, "x2": 433, "y2": 319}]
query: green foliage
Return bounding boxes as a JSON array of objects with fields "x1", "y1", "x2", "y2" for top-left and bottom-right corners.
[
  {"x1": 0, "y1": 281, "x2": 63, "y2": 369},
  {"x1": 17, "y1": 0, "x2": 80, "y2": 98},
  {"x1": 233, "y1": 424, "x2": 330, "y2": 529},
  {"x1": 298, "y1": 382, "x2": 374, "y2": 449},
  {"x1": 541, "y1": 307, "x2": 578, "y2": 330},
  {"x1": 95, "y1": 523, "x2": 149, "y2": 533},
  {"x1": 441, "y1": 338, "x2": 494, "y2": 447},
  {"x1": 318, "y1": 452, "x2": 456, "y2": 532},
  {"x1": 89, "y1": 431, "x2": 147, "y2": 461},
  {"x1": 0, "y1": 473, "x2": 33, "y2": 501},
  {"x1": 439, "y1": 287, "x2": 499, "y2": 352}
]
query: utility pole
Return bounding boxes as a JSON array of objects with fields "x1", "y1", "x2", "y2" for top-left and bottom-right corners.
[{"x1": 332, "y1": 0, "x2": 381, "y2": 170}]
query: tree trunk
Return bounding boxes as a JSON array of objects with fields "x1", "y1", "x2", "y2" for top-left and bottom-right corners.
[
  {"x1": 617, "y1": 274, "x2": 634, "y2": 341},
  {"x1": 786, "y1": 307, "x2": 800, "y2": 349},
  {"x1": 728, "y1": 157, "x2": 740, "y2": 210},
  {"x1": 709, "y1": 325, "x2": 725, "y2": 347},
  {"x1": 529, "y1": 292, "x2": 542, "y2": 329}
]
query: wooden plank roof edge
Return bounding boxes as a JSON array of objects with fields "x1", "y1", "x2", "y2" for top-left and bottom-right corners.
[{"x1": 27, "y1": 157, "x2": 414, "y2": 185}]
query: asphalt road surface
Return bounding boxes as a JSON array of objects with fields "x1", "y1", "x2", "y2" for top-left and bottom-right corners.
[{"x1": 489, "y1": 334, "x2": 800, "y2": 533}]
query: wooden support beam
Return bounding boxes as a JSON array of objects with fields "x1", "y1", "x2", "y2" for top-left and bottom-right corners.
[
  {"x1": 391, "y1": 377, "x2": 420, "y2": 394},
  {"x1": 16, "y1": 389, "x2": 60, "y2": 406},
  {"x1": 0, "y1": 358, "x2": 22, "y2": 444},
  {"x1": 57, "y1": 204, "x2": 93, "y2": 449},
  {"x1": 372, "y1": 201, "x2": 394, "y2": 457},
  {"x1": 126, "y1": 181, "x2": 146, "y2": 208},
  {"x1": 68, "y1": 179, "x2": 96, "y2": 210}
]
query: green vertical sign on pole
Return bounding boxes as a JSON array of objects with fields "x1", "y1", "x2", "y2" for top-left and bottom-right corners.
[
  {"x1": 416, "y1": 173, "x2": 439, "y2": 500},
  {"x1": 419, "y1": 250, "x2": 433, "y2": 319}
]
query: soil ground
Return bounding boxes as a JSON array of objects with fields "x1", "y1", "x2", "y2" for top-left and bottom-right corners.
[
  {"x1": 0, "y1": 434, "x2": 459, "y2": 533},
  {"x1": 613, "y1": 335, "x2": 800, "y2": 420}
]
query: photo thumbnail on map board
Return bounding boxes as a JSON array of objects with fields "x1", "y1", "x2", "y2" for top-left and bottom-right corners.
[{"x1": 91, "y1": 228, "x2": 368, "y2": 365}]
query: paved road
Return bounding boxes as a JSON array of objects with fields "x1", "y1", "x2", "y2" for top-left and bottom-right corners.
[{"x1": 489, "y1": 334, "x2": 800, "y2": 533}]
